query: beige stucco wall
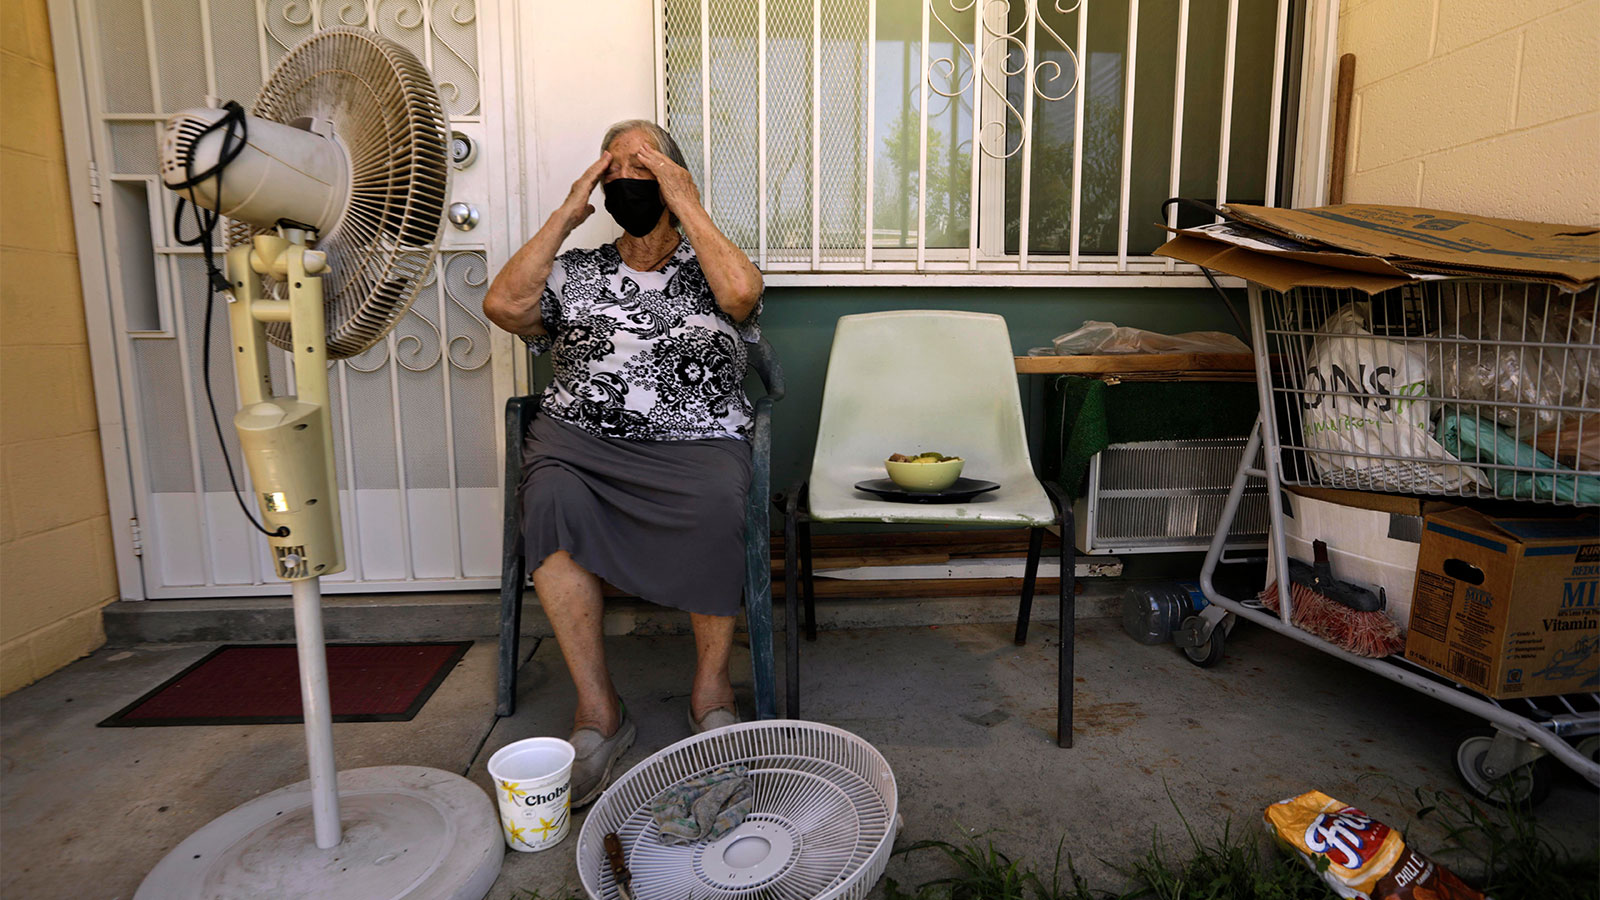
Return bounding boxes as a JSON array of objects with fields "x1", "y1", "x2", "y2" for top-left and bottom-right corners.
[
  {"x1": 0, "y1": 0, "x2": 118, "y2": 695},
  {"x1": 1336, "y1": 0, "x2": 1599, "y2": 224}
]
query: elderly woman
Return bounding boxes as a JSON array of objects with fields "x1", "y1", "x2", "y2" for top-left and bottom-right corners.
[{"x1": 482, "y1": 121, "x2": 764, "y2": 807}]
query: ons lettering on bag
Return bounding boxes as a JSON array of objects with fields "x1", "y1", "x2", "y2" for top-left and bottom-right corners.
[{"x1": 1301, "y1": 363, "x2": 1427, "y2": 414}]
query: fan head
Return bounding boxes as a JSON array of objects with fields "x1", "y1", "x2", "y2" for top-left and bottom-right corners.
[
  {"x1": 578, "y1": 721, "x2": 899, "y2": 900},
  {"x1": 224, "y1": 27, "x2": 449, "y2": 360}
]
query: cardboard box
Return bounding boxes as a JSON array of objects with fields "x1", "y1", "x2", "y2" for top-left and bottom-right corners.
[
  {"x1": 1154, "y1": 203, "x2": 1600, "y2": 293},
  {"x1": 1156, "y1": 225, "x2": 1418, "y2": 294},
  {"x1": 1404, "y1": 508, "x2": 1600, "y2": 699},
  {"x1": 1271, "y1": 487, "x2": 1452, "y2": 630}
]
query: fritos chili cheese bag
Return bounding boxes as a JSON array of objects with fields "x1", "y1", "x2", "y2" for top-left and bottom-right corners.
[{"x1": 1263, "y1": 791, "x2": 1488, "y2": 900}]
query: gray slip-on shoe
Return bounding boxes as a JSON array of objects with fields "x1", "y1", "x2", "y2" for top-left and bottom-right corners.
[
  {"x1": 687, "y1": 704, "x2": 740, "y2": 735},
  {"x1": 569, "y1": 705, "x2": 636, "y2": 809}
]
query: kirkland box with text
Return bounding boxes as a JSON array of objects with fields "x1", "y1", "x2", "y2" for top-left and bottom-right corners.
[{"x1": 1405, "y1": 508, "x2": 1599, "y2": 699}]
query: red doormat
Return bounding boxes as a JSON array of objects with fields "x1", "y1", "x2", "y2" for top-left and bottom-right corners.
[{"x1": 98, "y1": 642, "x2": 472, "y2": 727}]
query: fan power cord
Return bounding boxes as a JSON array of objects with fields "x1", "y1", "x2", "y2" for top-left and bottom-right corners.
[
  {"x1": 1159, "y1": 196, "x2": 1251, "y2": 346},
  {"x1": 170, "y1": 102, "x2": 289, "y2": 539}
]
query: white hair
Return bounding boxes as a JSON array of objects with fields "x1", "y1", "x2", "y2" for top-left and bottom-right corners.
[{"x1": 600, "y1": 120, "x2": 689, "y2": 170}]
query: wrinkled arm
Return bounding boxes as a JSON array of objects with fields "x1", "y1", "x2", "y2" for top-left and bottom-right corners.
[
  {"x1": 483, "y1": 153, "x2": 610, "y2": 336},
  {"x1": 482, "y1": 215, "x2": 568, "y2": 337},
  {"x1": 678, "y1": 202, "x2": 763, "y2": 323},
  {"x1": 637, "y1": 144, "x2": 762, "y2": 322}
]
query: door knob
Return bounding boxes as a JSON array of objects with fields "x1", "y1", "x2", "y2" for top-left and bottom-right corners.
[{"x1": 448, "y1": 202, "x2": 480, "y2": 231}]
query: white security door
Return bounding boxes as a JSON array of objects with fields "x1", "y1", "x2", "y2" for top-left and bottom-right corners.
[{"x1": 54, "y1": 0, "x2": 523, "y2": 596}]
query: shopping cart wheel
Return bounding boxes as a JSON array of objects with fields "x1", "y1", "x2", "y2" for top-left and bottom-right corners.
[
  {"x1": 1452, "y1": 731, "x2": 1552, "y2": 807},
  {"x1": 1576, "y1": 736, "x2": 1600, "y2": 768},
  {"x1": 1178, "y1": 615, "x2": 1226, "y2": 668}
]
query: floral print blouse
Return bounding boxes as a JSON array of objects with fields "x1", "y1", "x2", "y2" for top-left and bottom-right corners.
[{"x1": 522, "y1": 240, "x2": 761, "y2": 441}]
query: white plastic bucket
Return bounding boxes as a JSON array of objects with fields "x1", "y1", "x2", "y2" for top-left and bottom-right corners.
[{"x1": 487, "y1": 736, "x2": 576, "y2": 852}]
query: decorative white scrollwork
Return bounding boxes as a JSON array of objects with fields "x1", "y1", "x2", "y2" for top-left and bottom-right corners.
[
  {"x1": 436, "y1": 0, "x2": 474, "y2": 25},
  {"x1": 264, "y1": 0, "x2": 316, "y2": 59},
  {"x1": 341, "y1": 338, "x2": 389, "y2": 374},
  {"x1": 430, "y1": 0, "x2": 480, "y2": 114},
  {"x1": 927, "y1": 0, "x2": 979, "y2": 102},
  {"x1": 337, "y1": 253, "x2": 490, "y2": 374},
  {"x1": 319, "y1": 0, "x2": 369, "y2": 27},
  {"x1": 1033, "y1": 0, "x2": 1083, "y2": 103},
  {"x1": 924, "y1": 0, "x2": 1082, "y2": 160},
  {"x1": 395, "y1": 262, "x2": 445, "y2": 373},
  {"x1": 344, "y1": 261, "x2": 442, "y2": 373},
  {"x1": 264, "y1": 0, "x2": 480, "y2": 115},
  {"x1": 443, "y1": 252, "x2": 492, "y2": 372},
  {"x1": 376, "y1": 0, "x2": 426, "y2": 32}
]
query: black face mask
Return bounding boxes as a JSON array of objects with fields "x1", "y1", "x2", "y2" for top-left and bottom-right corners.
[{"x1": 603, "y1": 178, "x2": 667, "y2": 237}]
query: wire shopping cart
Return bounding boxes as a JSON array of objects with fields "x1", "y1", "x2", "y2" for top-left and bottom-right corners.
[{"x1": 1194, "y1": 278, "x2": 1599, "y2": 806}]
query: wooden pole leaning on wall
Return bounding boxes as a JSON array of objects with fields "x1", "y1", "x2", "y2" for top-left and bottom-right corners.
[{"x1": 1329, "y1": 53, "x2": 1356, "y2": 204}]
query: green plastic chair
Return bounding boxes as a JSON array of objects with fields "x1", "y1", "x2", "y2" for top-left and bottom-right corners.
[{"x1": 782, "y1": 310, "x2": 1076, "y2": 747}]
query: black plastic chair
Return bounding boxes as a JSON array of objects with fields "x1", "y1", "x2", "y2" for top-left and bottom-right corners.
[{"x1": 496, "y1": 337, "x2": 785, "y2": 720}]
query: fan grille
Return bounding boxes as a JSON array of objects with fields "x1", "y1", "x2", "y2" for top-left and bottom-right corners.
[
  {"x1": 579, "y1": 722, "x2": 898, "y2": 900},
  {"x1": 226, "y1": 26, "x2": 449, "y2": 360}
]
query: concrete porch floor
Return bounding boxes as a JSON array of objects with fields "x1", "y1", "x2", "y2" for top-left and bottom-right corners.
[{"x1": 2, "y1": 616, "x2": 1595, "y2": 899}]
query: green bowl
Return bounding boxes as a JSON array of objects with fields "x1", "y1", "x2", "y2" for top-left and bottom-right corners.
[{"x1": 885, "y1": 458, "x2": 965, "y2": 492}]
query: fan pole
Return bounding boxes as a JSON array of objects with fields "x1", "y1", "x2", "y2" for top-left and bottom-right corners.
[
  {"x1": 281, "y1": 236, "x2": 340, "y2": 848},
  {"x1": 226, "y1": 234, "x2": 347, "y2": 848},
  {"x1": 291, "y1": 576, "x2": 342, "y2": 848}
]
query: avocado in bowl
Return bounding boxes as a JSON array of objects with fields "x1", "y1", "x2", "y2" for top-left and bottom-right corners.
[{"x1": 884, "y1": 451, "x2": 964, "y2": 492}]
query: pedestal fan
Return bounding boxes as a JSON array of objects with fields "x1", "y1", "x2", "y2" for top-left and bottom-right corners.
[{"x1": 135, "y1": 27, "x2": 501, "y2": 900}]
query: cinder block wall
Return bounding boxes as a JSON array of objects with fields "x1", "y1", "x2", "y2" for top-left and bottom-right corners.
[
  {"x1": 0, "y1": 0, "x2": 118, "y2": 695},
  {"x1": 1337, "y1": 0, "x2": 1599, "y2": 223}
]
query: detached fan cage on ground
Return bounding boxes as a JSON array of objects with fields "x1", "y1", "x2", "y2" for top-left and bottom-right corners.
[{"x1": 578, "y1": 721, "x2": 898, "y2": 900}]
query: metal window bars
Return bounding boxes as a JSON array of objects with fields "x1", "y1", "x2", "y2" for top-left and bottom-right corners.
[
  {"x1": 657, "y1": 0, "x2": 1294, "y2": 277},
  {"x1": 1197, "y1": 279, "x2": 1600, "y2": 802}
]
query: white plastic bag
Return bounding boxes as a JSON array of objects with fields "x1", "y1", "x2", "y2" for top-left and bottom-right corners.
[
  {"x1": 1427, "y1": 292, "x2": 1599, "y2": 469},
  {"x1": 1044, "y1": 320, "x2": 1248, "y2": 356},
  {"x1": 1301, "y1": 304, "x2": 1487, "y2": 492}
]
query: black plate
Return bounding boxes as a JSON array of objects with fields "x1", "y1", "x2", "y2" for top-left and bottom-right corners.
[{"x1": 853, "y1": 477, "x2": 1001, "y2": 503}]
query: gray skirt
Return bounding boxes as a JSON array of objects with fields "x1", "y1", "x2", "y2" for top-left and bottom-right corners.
[{"x1": 519, "y1": 413, "x2": 753, "y2": 616}]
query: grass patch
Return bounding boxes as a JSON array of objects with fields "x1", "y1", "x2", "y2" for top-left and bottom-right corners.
[
  {"x1": 1126, "y1": 818, "x2": 1329, "y2": 900},
  {"x1": 882, "y1": 787, "x2": 1597, "y2": 900},
  {"x1": 883, "y1": 825, "x2": 1324, "y2": 900},
  {"x1": 511, "y1": 786, "x2": 1595, "y2": 900},
  {"x1": 1410, "y1": 787, "x2": 1599, "y2": 900},
  {"x1": 883, "y1": 833, "x2": 1101, "y2": 900}
]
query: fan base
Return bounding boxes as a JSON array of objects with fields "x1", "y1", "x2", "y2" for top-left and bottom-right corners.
[
  {"x1": 700, "y1": 818, "x2": 797, "y2": 888},
  {"x1": 134, "y1": 766, "x2": 502, "y2": 900}
]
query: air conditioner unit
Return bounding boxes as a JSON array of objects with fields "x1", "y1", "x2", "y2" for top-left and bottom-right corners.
[{"x1": 1074, "y1": 438, "x2": 1269, "y2": 555}]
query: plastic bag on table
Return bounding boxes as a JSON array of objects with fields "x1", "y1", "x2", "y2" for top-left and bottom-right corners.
[
  {"x1": 1427, "y1": 290, "x2": 1600, "y2": 466},
  {"x1": 1301, "y1": 303, "x2": 1488, "y2": 493},
  {"x1": 1042, "y1": 320, "x2": 1248, "y2": 356}
]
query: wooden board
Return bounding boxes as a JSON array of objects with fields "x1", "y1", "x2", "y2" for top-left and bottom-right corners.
[
  {"x1": 1013, "y1": 353, "x2": 1255, "y2": 374},
  {"x1": 588, "y1": 530, "x2": 1117, "y2": 600},
  {"x1": 771, "y1": 577, "x2": 1061, "y2": 599},
  {"x1": 770, "y1": 528, "x2": 1057, "y2": 553},
  {"x1": 599, "y1": 577, "x2": 1064, "y2": 600}
]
